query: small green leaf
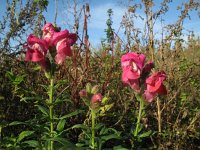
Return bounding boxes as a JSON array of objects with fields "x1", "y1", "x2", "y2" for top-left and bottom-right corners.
[
  {"x1": 113, "y1": 145, "x2": 129, "y2": 150},
  {"x1": 86, "y1": 83, "x2": 92, "y2": 93},
  {"x1": 23, "y1": 140, "x2": 40, "y2": 148},
  {"x1": 35, "y1": 105, "x2": 49, "y2": 116},
  {"x1": 100, "y1": 103, "x2": 114, "y2": 115},
  {"x1": 60, "y1": 110, "x2": 84, "y2": 120},
  {"x1": 9, "y1": 121, "x2": 26, "y2": 126},
  {"x1": 50, "y1": 137, "x2": 77, "y2": 149},
  {"x1": 20, "y1": 97, "x2": 41, "y2": 102},
  {"x1": 139, "y1": 130, "x2": 152, "y2": 138},
  {"x1": 101, "y1": 133, "x2": 120, "y2": 141},
  {"x1": 0, "y1": 96, "x2": 4, "y2": 100},
  {"x1": 17, "y1": 131, "x2": 34, "y2": 142},
  {"x1": 57, "y1": 119, "x2": 66, "y2": 132},
  {"x1": 101, "y1": 97, "x2": 109, "y2": 105},
  {"x1": 72, "y1": 124, "x2": 89, "y2": 130}
]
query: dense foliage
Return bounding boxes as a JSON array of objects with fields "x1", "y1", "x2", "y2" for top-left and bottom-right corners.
[{"x1": 0, "y1": 0, "x2": 199, "y2": 149}]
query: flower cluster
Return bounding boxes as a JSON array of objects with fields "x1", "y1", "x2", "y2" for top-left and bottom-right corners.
[
  {"x1": 121, "y1": 52, "x2": 167, "y2": 102},
  {"x1": 79, "y1": 84, "x2": 103, "y2": 109},
  {"x1": 24, "y1": 23, "x2": 77, "y2": 70}
]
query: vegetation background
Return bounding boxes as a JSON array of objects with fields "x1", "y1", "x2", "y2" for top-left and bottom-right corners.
[{"x1": 0, "y1": 0, "x2": 199, "y2": 149}]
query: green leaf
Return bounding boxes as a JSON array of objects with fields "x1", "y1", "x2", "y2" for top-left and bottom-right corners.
[
  {"x1": 113, "y1": 145, "x2": 129, "y2": 150},
  {"x1": 23, "y1": 140, "x2": 40, "y2": 148},
  {"x1": 101, "y1": 97, "x2": 109, "y2": 105},
  {"x1": 50, "y1": 137, "x2": 77, "y2": 149},
  {"x1": 9, "y1": 121, "x2": 26, "y2": 126},
  {"x1": 59, "y1": 146, "x2": 80, "y2": 150},
  {"x1": 72, "y1": 124, "x2": 89, "y2": 130},
  {"x1": 86, "y1": 83, "x2": 92, "y2": 93},
  {"x1": 13, "y1": 75, "x2": 26, "y2": 85},
  {"x1": 138, "y1": 130, "x2": 152, "y2": 138},
  {"x1": 60, "y1": 110, "x2": 84, "y2": 120},
  {"x1": 17, "y1": 131, "x2": 34, "y2": 142},
  {"x1": 0, "y1": 96, "x2": 4, "y2": 100},
  {"x1": 35, "y1": 105, "x2": 49, "y2": 116},
  {"x1": 99, "y1": 103, "x2": 114, "y2": 115},
  {"x1": 101, "y1": 133, "x2": 120, "y2": 141},
  {"x1": 6, "y1": 71, "x2": 15, "y2": 82},
  {"x1": 20, "y1": 97, "x2": 41, "y2": 103},
  {"x1": 57, "y1": 119, "x2": 66, "y2": 132}
]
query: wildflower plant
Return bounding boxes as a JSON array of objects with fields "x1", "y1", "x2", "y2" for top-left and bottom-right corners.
[
  {"x1": 121, "y1": 52, "x2": 167, "y2": 146},
  {"x1": 78, "y1": 83, "x2": 121, "y2": 149},
  {"x1": 23, "y1": 23, "x2": 78, "y2": 150}
]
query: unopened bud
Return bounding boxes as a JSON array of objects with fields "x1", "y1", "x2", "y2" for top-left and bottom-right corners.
[
  {"x1": 86, "y1": 83, "x2": 92, "y2": 93},
  {"x1": 91, "y1": 93, "x2": 102, "y2": 104},
  {"x1": 79, "y1": 89, "x2": 87, "y2": 97},
  {"x1": 91, "y1": 85, "x2": 99, "y2": 94}
]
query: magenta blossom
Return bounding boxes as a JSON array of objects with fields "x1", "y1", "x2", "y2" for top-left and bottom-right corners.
[
  {"x1": 25, "y1": 34, "x2": 48, "y2": 62},
  {"x1": 52, "y1": 30, "x2": 77, "y2": 64},
  {"x1": 144, "y1": 71, "x2": 167, "y2": 102},
  {"x1": 121, "y1": 52, "x2": 146, "y2": 91},
  {"x1": 42, "y1": 23, "x2": 55, "y2": 46}
]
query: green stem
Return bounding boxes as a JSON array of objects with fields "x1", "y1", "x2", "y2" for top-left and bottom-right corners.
[
  {"x1": 49, "y1": 78, "x2": 54, "y2": 150},
  {"x1": 91, "y1": 109, "x2": 96, "y2": 149},
  {"x1": 134, "y1": 95, "x2": 144, "y2": 137}
]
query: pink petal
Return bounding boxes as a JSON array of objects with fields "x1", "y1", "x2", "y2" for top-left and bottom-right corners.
[
  {"x1": 91, "y1": 93, "x2": 102, "y2": 104},
  {"x1": 52, "y1": 30, "x2": 69, "y2": 45},
  {"x1": 68, "y1": 33, "x2": 77, "y2": 45},
  {"x1": 42, "y1": 23, "x2": 55, "y2": 31},
  {"x1": 121, "y1": 52, "x2": 146, "y2": 70},
  {"x1": 25, "y1": 49, "x2": 34, "y2": 61},
  {"x1": 144, "y1": 90, "x2": 155, "y2": 102},
  {"x1": 129, "y1": 79, "x2": 140, "y2": 92},
  {"x1": 147, "y1": 79, "x2": 162, "y2": 93},
  {"x1": 122, "y1": 68, "x2": 140, "y2": 80},
  {"x1": 31, "y1": 50, "x2": 44, "y2": 62},
  {"x1": 27, "y1": 34, "x2": 48, "y2": 52},
  {"x1": 55, "y1": 53, "x2": 67, "y2": 64},
  {"x1": 157, "y1": 84, "x2": 167, "y2": 95},
  {"x1": 56, "y1": 39, "x2": 72, "y2": 56},
  {"x1": 25, "y1": 48, "x2": 44, "y2": 62},
  {"x1": 121, "y1": 60, "x2": 131, "y2": 69}
]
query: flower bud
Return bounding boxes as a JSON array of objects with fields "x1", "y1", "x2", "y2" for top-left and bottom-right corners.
[
  {"x1": 91, "y1": 93, "x2": 102, "y2": 104},
  {"x1": 79, "y1": 89, "x2": 87, "y2": 98},
  {"x1": 91, "y1": 85, "x2": 99, "y2": 94},
  {"x1": 91, "y1": 93, "x2": 102, "y2": 109},
  {"x1": 86, "y1": 83, "x2": 92, "y2": 93}
]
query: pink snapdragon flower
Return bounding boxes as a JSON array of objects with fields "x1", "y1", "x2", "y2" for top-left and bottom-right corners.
[
  {"x1": 25, "y1": 34, "x2": 50, "y2": 71},
  {"x1": 25, "y1": 34, "x2": 48, "y2": 62},
  {"x1": 144, "y1": 71, "x2": 167, "y2": 102},
  {"x1": 52, "y1": 30, "x2": 77, "y2": 64},
  {"x1": 42, "y1": 23, "x2": 55, "y2": 46},
  {"x1": 121, "y1": 52, "x2": 146, "y2": 91}
]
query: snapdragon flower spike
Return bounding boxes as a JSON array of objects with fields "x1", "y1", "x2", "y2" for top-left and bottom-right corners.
[
  {"x1": 52, "y1": 30, "x2": 77, "y2": 64},
  {"x1": 121, "y1": 52, "x2": 146, "y2": 91},
  {"x1": 144, "y1": 71, "x2": 167, "y2": 102},
  {"x1": 42, "y1": 23, "x2": 55, "y2": 47}
]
